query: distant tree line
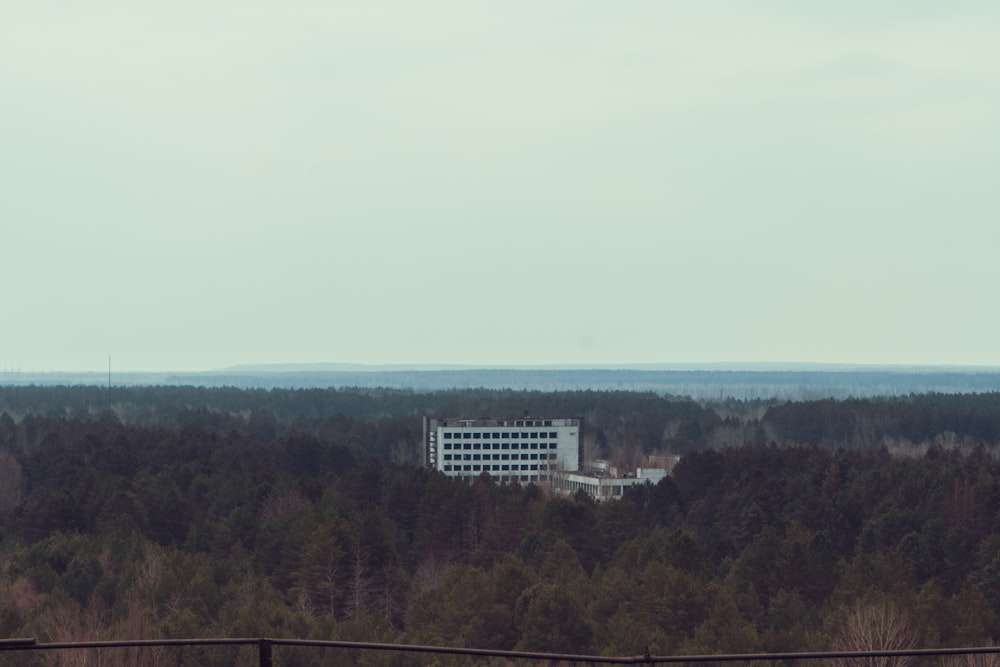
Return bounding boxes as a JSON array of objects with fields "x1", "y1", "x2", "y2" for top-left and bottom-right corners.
[{"x1": 3, "y1": 386, "x2": 1000, "y2": 457}]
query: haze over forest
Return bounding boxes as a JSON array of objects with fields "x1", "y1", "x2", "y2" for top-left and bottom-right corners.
[{"x1": 4, "y1": 363, "x2": 1000, "y2": 402}]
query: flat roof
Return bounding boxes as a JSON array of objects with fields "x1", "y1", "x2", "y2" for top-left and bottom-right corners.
[{"x1": 432, "y1": 417, "x2": 580, "y2": 427}]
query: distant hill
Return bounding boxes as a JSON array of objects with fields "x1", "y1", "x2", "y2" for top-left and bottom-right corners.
[{"x1": 3, "y1": 364, "x2": 1000, "y2": 400}]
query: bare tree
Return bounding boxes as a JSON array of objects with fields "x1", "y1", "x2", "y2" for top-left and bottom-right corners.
[
  {"x1": 348, "y1": 542, "x2": 371, "y2": 617},
  {"x1": 110, "y1": 593, "x2": 170, "y2": 667},
  {"x1": 257, "y1": 488, "x2": 306, "y2": 525},
  {"x1": 411, "y1": 553, "x2": 454, "y2": 594},
  {"x1": 293, "y1": 532, "x2": 343, "y2": 618},
  {"x1": 610, "y1": 439, "x2": 644, "y2": 474},
  {"x1": 706, "y1": 423, "x2": 750, "y2": 448},
  {"x1": 660, "y1": 421, "x2": 681, "y2": 443},
  {"x1": 40, "y1": 592, "x2": 169, "y2": 667},
  {"x1": 829, "y1": 600, "x2": 917, "y2": 667},
  {"x1": 581, "y1": 432, "x2": 603, "y2": 466},
  {"x1": 390, "y1": 437, "x2": 420, "y2": 465},
  {"x1": 134, "y1": 543, "x2": 164, "y2": 603},
  {"x1": 944, "y1": 645, "x2": 1000, "y2": 667}
]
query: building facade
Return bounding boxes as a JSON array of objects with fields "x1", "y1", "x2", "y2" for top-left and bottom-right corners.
[
  {"x1": 552, "y1": 467, "x2": 667, "y2": 501},
  {"x1": 423, "y1": 417, "x2": 581, "y2": 484}
]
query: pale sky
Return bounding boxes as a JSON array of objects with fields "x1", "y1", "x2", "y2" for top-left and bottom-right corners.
[{"x1": 3, "y1": 1, "x2": 999, "y2": 372}]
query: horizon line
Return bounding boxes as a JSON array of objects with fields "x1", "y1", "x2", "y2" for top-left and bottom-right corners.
[{"x1": 5, "y1": 361, "x2": 1000, "y2": 375}]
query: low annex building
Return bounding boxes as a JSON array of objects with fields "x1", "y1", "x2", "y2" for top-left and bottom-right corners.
[
  {"x1": 552, "y1": 466, "x2": 667, "y2": 501},
  {"x1": 423, "y1": 416, "x2": 581, "y2": 484}
]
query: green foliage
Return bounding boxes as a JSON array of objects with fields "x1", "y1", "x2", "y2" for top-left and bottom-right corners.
[{"x1": 515, "y1": 583, "x2": 593, "y2": 653}]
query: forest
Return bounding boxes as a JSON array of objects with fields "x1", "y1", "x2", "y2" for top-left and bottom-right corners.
[{"x1": 1, "y1": 386, "x2": 1000, "y2": 666}]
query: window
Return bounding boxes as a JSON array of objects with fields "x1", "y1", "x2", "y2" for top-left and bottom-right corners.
[
  {"x1": 511, "y1": 432, "x2": 519, "y2": 439},
  {"x1": 501, "y1": 443, "x2": 509, "y2": 450},
  {"x1": 443, "y1": 443, "x2": 451, "y2": 450},
  {"x1": 444, "y1": 454, "x2": 452, "y2": 461},
  {"x1": 530, "y1": 432, "x2": 538, "y2": 439},
  {"x1": 520, "y1": 432, "x2": 529, "y2": 439},
  {"x1": 473, "y1": 454, "x2": 480, "y2": 461},
  {"x1": 463, "y1": 432, "x2": 472, "y2": 439},
  {"x1": 443, "y1": 432, "x2": 452, "y2": 439},
  {"x1": 492, "y1": 454, "x2": 500, "y2": 460},
  {"x1": 464, "y1": 443, "x2": 471, "y2": 450},
  {"x1": 502, "y1": 432, "x2": 510, "y2": 438},
  {"x1": 530, "y1": 442, "x2": 538, "y2": 450},
  {"x1": 444, "y1": 465, "x2": 452, "y2": 471},
  {"x1": 501, "y1": 454, "x2": 509, "y2": 461},
  {"x1": 549, "y1": 432, "x2": 557, "y2": 438},
  {"x1": 473, "y1": 432, "x2": 481, "y2": 439}
]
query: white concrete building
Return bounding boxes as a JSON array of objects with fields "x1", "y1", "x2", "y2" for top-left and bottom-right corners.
[
  {"x1": 424, "y1": 417, "x2": 581, "y2": 484},
  {"x1": 552, "y1": 467, "x2": 667, "y2": 502}
]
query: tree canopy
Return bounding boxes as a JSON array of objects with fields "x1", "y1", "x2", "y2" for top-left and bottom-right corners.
[{"x1": 1, "y1": 386, "x2": 1000, "y2": 665}]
